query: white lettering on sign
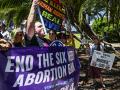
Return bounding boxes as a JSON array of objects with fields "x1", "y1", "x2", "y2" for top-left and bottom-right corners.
[{"x1": 5, "y1": 55, "x2": 34, "y2": 72}]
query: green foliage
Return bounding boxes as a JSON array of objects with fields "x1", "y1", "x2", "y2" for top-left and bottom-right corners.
[
  {"x1": 0, "y1": 0, "x2": 31, "y2": 26},
  {"x1": 92, "y1": 17, "x2": 120, "y2": 42},
  {"x1": 13, "y1": 3, "x2": 30, "y2": 26},
  {"x1": 0, "y1": 0, "x2": 120, "y2": 42}
]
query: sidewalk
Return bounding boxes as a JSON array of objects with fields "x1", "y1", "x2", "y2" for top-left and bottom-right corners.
[{"x1": 111, "y1": 43, "x2": 120, "y2": 48}]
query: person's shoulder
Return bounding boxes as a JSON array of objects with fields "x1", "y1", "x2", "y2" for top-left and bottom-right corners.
[
  {"x1": 4, "y1": 30, "x2": 10, "y2": 34},
  {"x1": 41, "y1": 38, "x2": 50, "y2": 44},
  {"x1": 100, "y1": 43, "x2": 104, "y2": 49},
  {"x1": 25, "y1": 34, "x2": 36, "y2": 40}
]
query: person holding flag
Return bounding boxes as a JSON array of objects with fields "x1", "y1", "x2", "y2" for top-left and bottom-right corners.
[{"x1": 25, "y1": 0, "x2": 50, "y2": 47}]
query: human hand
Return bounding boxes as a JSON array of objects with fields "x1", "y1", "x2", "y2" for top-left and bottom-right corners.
[{"x1": 32, "y1": 0, "x2": 38, "y2": 6}]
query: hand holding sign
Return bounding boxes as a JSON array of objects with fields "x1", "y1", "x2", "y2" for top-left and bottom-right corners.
[
  {"x1": 32, "y1": 0, "x2": 38, "y2": 3},
  {"x1": 90, "y1": 50, "x2": 115, "y2": 70}
]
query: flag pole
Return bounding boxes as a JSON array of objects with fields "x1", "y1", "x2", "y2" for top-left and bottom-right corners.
[{"x1": 36, "y1": 5, "x2": 47, "y2": 34}]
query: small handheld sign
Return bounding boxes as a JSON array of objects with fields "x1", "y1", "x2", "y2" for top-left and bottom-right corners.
[{"x1": 90, "y1": 50, "x2": 115, "y2": 70}]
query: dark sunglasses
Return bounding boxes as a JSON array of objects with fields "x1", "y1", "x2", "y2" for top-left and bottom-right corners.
[
  {"x1": 38, "y1": 25, "x2": 42, "y2": 28},
  {"x1": 16, "y1": 33, "x2": 23, "y2": 36},
  {"x1": 49, "y1": 33, "x2": 55, "y2": 35}
]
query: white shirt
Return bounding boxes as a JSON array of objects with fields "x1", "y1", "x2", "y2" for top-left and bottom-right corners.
[
  {"x1": 90, "y1": 44, "x2": 104, "y2": 56},
  {"x1": 1, "y1": 30, "x2": 11, "y2": 41}
]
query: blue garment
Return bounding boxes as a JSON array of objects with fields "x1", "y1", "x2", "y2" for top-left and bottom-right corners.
[{"x1": 49, "y1": 40, "x2": 64, "y2": 47}]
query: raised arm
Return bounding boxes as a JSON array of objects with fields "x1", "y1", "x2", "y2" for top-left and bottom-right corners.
[{"x1": 26, "y1": 0, "x2": 38, "y2": 39}]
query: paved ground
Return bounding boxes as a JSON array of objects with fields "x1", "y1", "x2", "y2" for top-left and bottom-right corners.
[{"x1": 111, "y1": 43, "x2": 120, "y2": 48}]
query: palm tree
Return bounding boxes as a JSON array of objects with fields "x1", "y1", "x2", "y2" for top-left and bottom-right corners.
[
  {"x1": 0, "y1": 0, "x2": 31, "y2": 26},
  {"x1": 0, "y1": 0, "x2": 120, "y2": 39},
  {"x1": 62, "y1": 0, "x2": 120, "y2": 40}
]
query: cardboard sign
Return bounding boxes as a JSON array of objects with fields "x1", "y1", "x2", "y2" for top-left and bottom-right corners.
[{"x1": 90, "y1": 50, "x2": 115, "y2": 70}]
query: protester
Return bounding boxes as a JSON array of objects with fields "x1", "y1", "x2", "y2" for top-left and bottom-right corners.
[
  {"x1": 89, "y1": 37, "x2": 105, "y2": 89},
  {"x1": 57, "y1": 32, "x2": 67, "y2": 45},
  {"x1": 8, "y1": 19, "x2": 15, "y2": 32},
  {"x1": 80, "y1": 35, "x2": 88, "y2": 50},
  {"x1": 0, "y1": 21, "x2": 12, "y2": 50},
  {"x1": 65, "y1": 33, "x2": 75, "y2": 47},
  {"x1": 48, "y1": 30, "x2": 57, "y2": 42},
  {"x1": 0, "y1": 20, "x2": 11, "y2": 41},
  {"x1": 49, "y1": 31, "x2": 64, "y2": 47},
  {"x1": 12, "y1": 28, "x2": 25, "y2": 47},
  {"x1": 25, "y1": 0, "x2": 50, "y2": 47},
  {"x1": 81, "y1": 43, "x2": 91, "y2": 85},
  {"x1": 85, "y1": 43, "x2": 90, "y2": 56},
  {"x1": 0, "y1": 27, "x2": 24, "y2": 50},
  {"x1": 0, "y1": 39, "x2": 11, "y2": 51}
]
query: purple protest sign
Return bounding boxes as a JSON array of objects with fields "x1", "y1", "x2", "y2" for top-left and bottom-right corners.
[{"x1": 0, "y1": 47, "x2": 80, "y2": 90}]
